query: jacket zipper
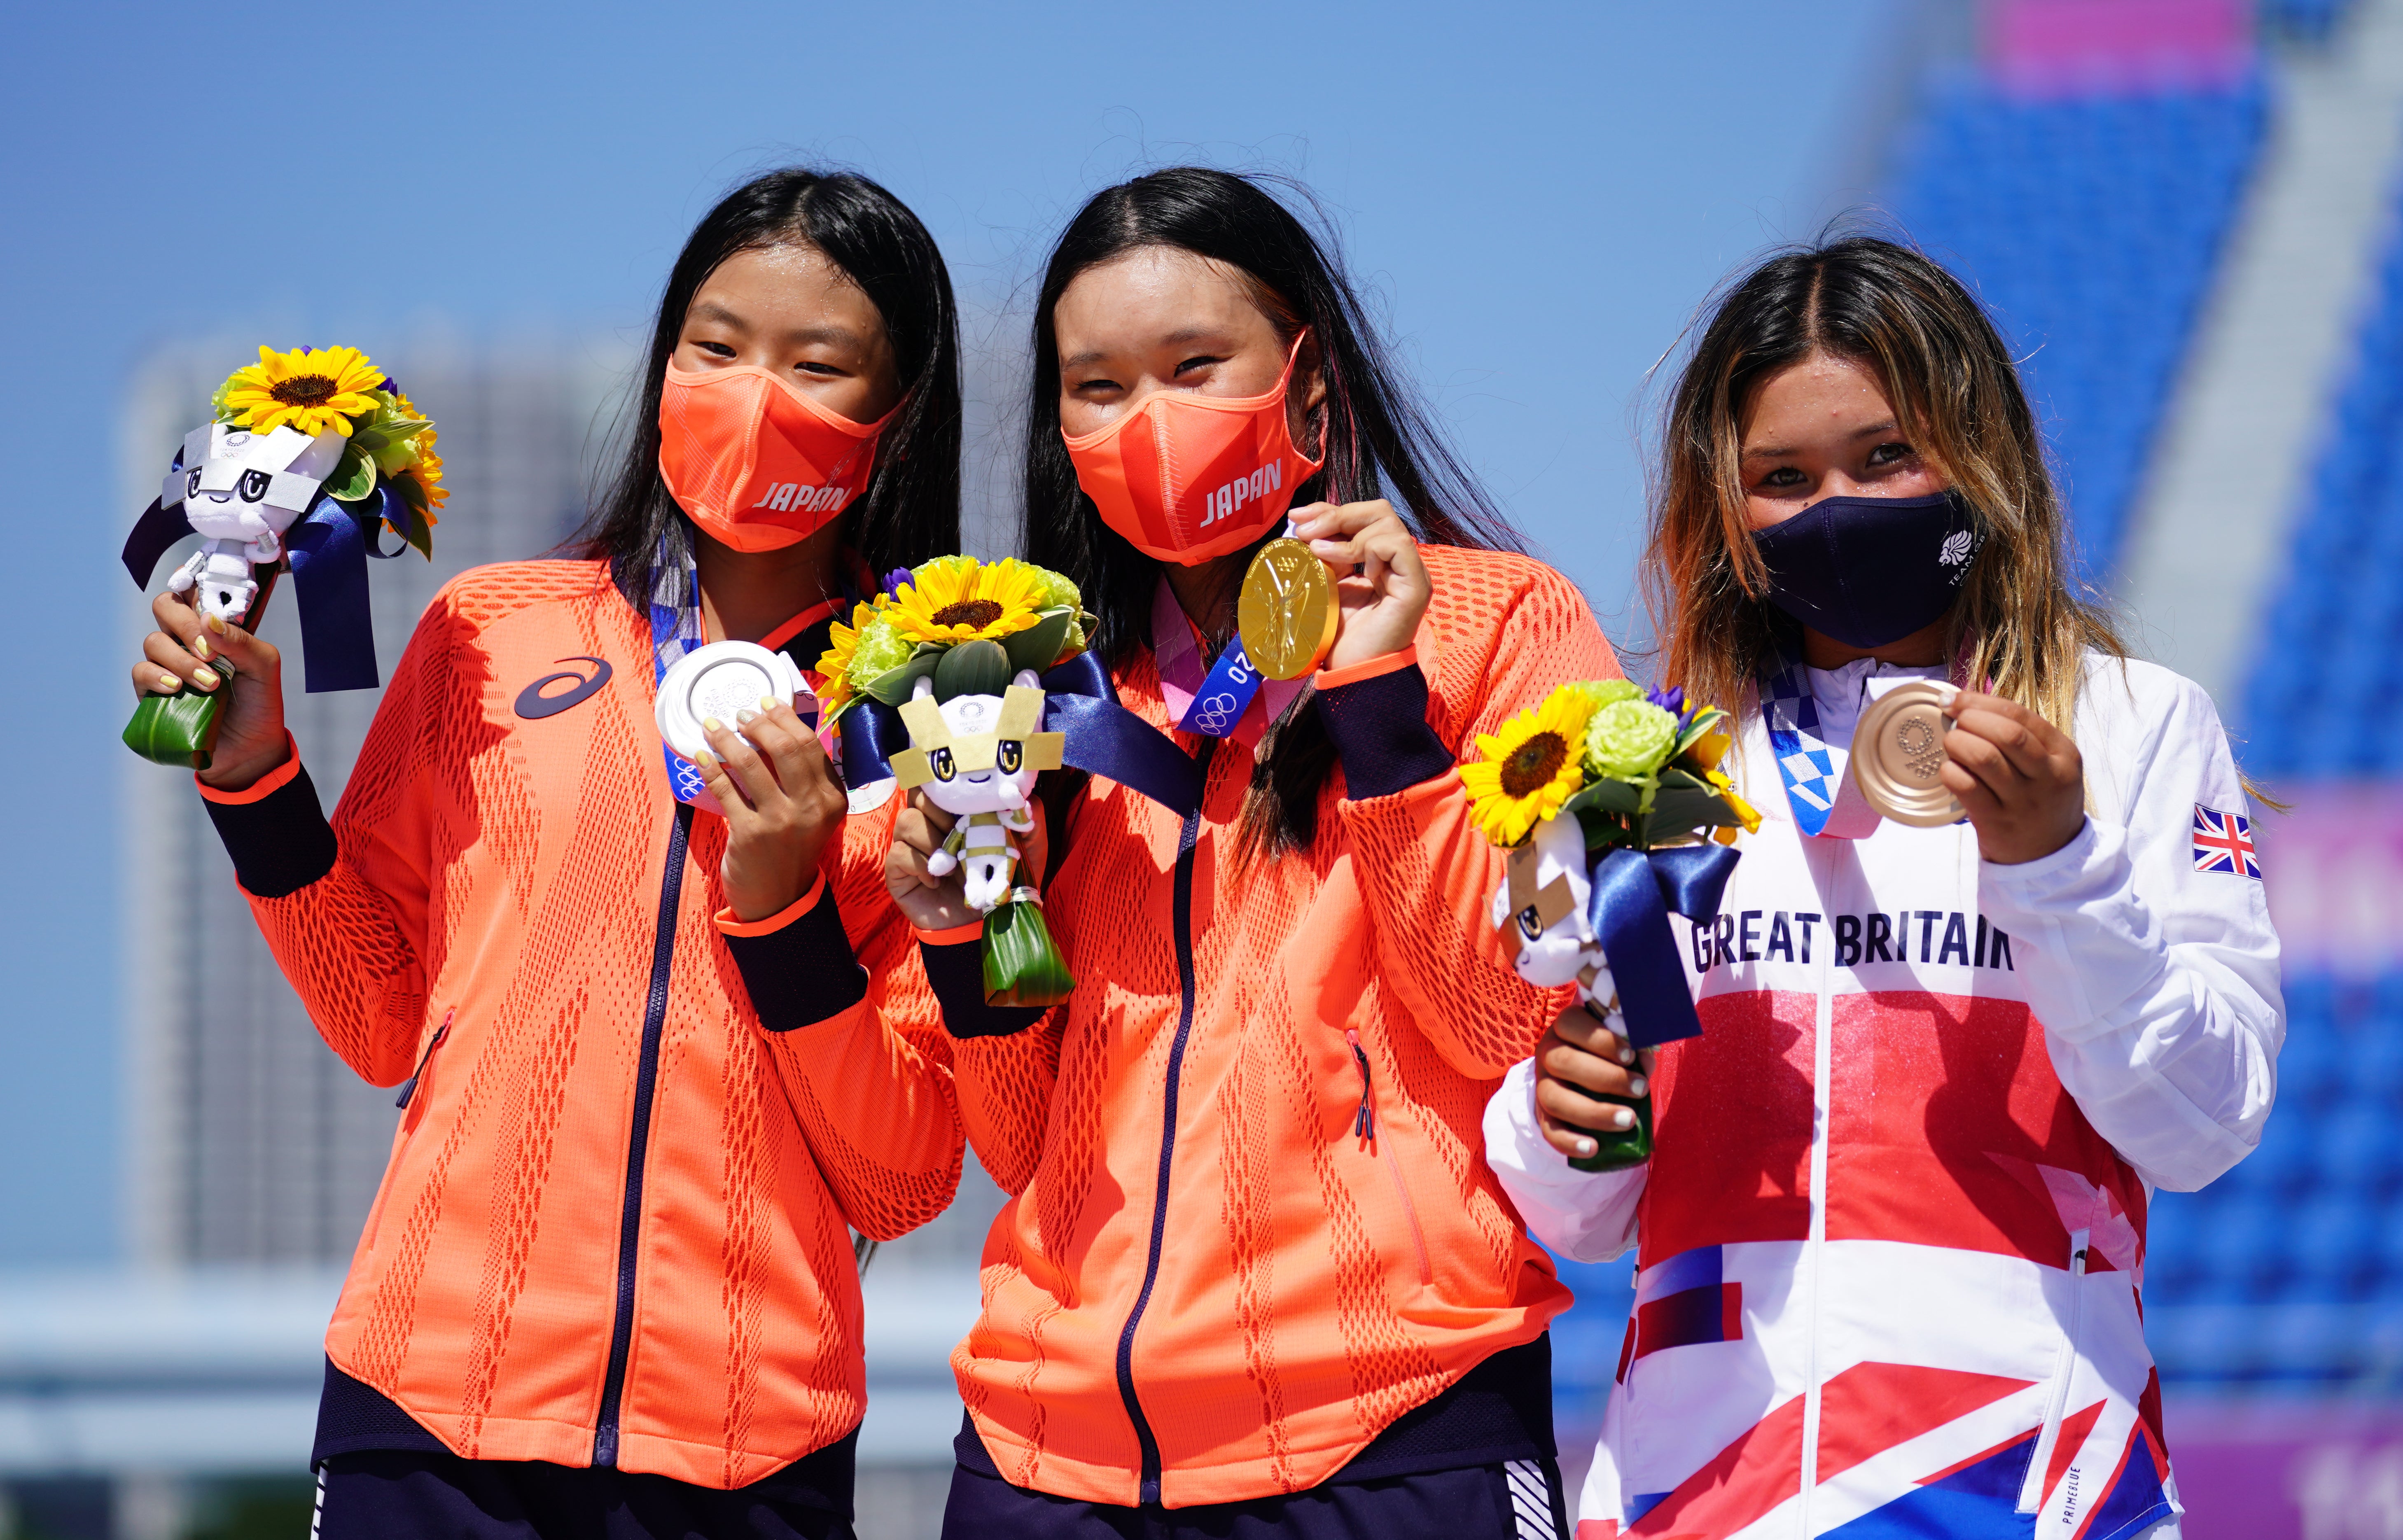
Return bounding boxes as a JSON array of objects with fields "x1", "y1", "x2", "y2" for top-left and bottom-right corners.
[
  {"x1": 1115, "y1": 737, "x2": 1215, "y2": 1507},
  {"x1": 592, "y1": 801, "x2": 694, "y2": 1468},
  {"x1": 2017, "y1": 1227, "x2": 2092, "y2": 1513},
  {"x1": 393, "y1": 1008, "x2": 455, "y2": 1112},
  {"x1": 1349, "y1": 1028, "x2": 1432, "y2": 1287}
]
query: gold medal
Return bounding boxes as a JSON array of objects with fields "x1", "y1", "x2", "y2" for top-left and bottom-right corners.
[
  {"x1": 1237, "y1": 537, "x2": 1337, "y2": 681},
  {"x1": 1849, "y1": 681, "x2": 1964, "y2": 828}
]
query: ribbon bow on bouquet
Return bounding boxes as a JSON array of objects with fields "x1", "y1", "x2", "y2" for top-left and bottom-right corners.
[
  {"x1": 1465, "y1": 680, "x2": 1761, "y2": 1171},
  {"x1": 820, "y1": 555, "x2": 1200, "y2": 1010},
  {"x1": 120, "y1": 345, "x2": 444, "y2": 768}
]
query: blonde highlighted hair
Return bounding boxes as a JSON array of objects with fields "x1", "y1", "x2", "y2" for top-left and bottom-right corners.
[{"x1": 1644, "y1": 235, "x2": 2125, "y2": 733}]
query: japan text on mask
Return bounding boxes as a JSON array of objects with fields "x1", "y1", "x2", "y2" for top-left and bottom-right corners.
[
  {"x1": 657, "y1": 362, "x2": 893, "y2": 551},
  {"x1": 1061, "y1": 334, "x2": 1324, "y2": 566}
]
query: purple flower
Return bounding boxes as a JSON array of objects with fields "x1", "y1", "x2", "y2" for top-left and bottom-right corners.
[
  {"x1": 1646, "y1": 684, "x2": 1686, "y2": 719},
  {"x1": 880, "y1": 567, "x2": 913, "y2": 600}
]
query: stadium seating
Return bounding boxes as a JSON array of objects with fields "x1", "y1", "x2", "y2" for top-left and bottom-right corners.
[
  {"x1": 2263, "y1": 0, "x2": 2353, "y2": 42},
  {"x1": 2244, "y1": 184, "x2": 2403, "y2": 775},
  {"x1": 2144, "y1": 970, "x2": 2403, "y2": 1388},
  {"x1": 1887, "y1": 74, "x2": 2267, "y2": 582}
]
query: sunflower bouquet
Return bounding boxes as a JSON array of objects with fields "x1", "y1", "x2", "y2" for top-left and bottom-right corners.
[
  {"x1": 1463, "y1": 681, "x2": 1756, "y2": 1172},
  {"x1": 822, "y1": 555, "x2": 1093, "y2": 1008},
  {"x1": 122, "y1": 345, "x2": 444, "y2": 769},
  {"x1": 1464, "y1": 681, "x2": 1759, "y2": 854}
]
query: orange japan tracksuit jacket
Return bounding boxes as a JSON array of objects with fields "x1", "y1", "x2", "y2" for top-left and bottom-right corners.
[
  {"x1": 926, "y1": 546, "x2": 1616, "y2": 1507},
  {"x1": 194, "y1": 559, "x2": 961, "y2": 1489}
]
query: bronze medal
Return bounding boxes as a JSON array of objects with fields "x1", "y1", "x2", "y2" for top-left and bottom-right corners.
[
  {"x1": 1237, "y1": 537, "x2": 1338, "y2": 681},
  {"x1": 1849, "y1": 680, "x2": 1964, "y2": 828}
]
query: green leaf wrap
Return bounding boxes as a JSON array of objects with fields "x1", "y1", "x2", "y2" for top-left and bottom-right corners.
[
  {"x1": 981, "y1": 898, "x2": 1075, "y2": 1008},
  {"x1": 123, "y1": 689, "x2": 222, "y2": 770},
  {"x1": 1564, "y1": 1086, "x2": 1653, "y2": 1173}
]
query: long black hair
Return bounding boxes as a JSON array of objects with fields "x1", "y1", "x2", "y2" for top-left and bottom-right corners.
[
  {"x1": 1024, "y1": 167, "x2": 1525, "y2": 856},
  {"x1": 577, "y1": 167, "x2": 961, "y2": 608}
]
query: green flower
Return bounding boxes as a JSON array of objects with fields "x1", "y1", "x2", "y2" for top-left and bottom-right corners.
[
  {"x1": 1585, "y1": 698, "x2": 1681, "y2": 781},
  {"x1": 1020, "y1": 562, "x2": 1082, "y2": 615},
  {"x1": 1565, "y1": 679, "x2": 1644, "y2": 715},
  {"x1": 845, "y1": 614, "x2": 915, "y2": 688}
]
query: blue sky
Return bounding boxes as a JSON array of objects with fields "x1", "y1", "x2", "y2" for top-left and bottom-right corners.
[{"x1": 0, "y1": 0, "x2": 1888, "y2": 1261}]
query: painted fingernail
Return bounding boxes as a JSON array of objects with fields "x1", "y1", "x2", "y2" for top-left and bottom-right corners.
[
  {"x1": 156, "y1": 673, "x2": 182, "y2": 693},
  {"x1": 759, "y1": 695, "x2": 778, "y2": 712},
  {"x1": 191, "y1": 633, "x2": 212, "y2": 660},
  {"x1": 737, "y1": 709, "x2": 759, "y2": 725},
  {"x1": 701, "y1": 716, "x2": 723, "y2": 733},
  {"x1": 695, "y1": 749, "x2": 716, "y2": 768},
  {"x1": 204, "y1": 612, "x2": 227, "y2": 635},
  {"x1": 1574, "y1": 1137, "x2": 1597, "y2": 1157},
  {"x1": 191, "y1": 665, "x2": 217, "y2": 689},
  {"x1": 1610, "y1": 1107, "x2": 1635, "y2": 1129},
  {"x1": 1628, "y1": 1076, "x2": 1648, "y2": 1097},
  {"x1": 1616, "y1": 1041, "x2": 1636, "y2": 1065}
]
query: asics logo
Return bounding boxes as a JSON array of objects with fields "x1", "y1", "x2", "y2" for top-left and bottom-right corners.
[
  {"x1": 750, "y1": 483, "x2": 852, "y2": 514},
  {"x1": 1197, "y1": 461, "x2": 1281, "y2": 528},
  {"x1": 514, "y1": 657, "x2": 612, "y2": 720}
]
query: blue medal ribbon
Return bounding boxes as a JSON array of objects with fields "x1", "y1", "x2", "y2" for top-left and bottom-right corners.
[
  {"x1": 1176, "y1": 632, "x2": 1266, "y2": 737},
  {"x1": 1760, "y1": 655, "x2": 1844, "y2": 836},
  {"x1": 1588, "y1": 842, "x2": 1742, "y2": 1048},
  {"x1": 836, "y1": 649, "x2": 1201, "y2": 817}
]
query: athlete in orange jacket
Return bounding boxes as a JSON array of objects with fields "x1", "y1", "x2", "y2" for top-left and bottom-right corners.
[
  {"x1": 888, "y1": 169, "x2": 1618, "y2": 1539},
  {"x1": 129, "y1": 170, "x2": 969, "y2": 1540}
]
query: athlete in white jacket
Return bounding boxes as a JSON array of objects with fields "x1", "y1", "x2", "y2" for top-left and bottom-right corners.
[{"x1": 1487, "y1": 238, "x2": 2282, "y2": 1540}]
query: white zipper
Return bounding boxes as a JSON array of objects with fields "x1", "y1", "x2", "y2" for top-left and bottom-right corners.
[
  {"x1": 1796, "y1": 839, "x2": 1839, "y2": 1528},
  {"x1": 2018, "y1": 1227, "x2": 2092, "y2": 1514}
]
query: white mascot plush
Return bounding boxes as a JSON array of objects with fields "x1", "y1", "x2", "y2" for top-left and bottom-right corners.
[
  {"x1": 893, "y1": 646, "x2": 1061, "y2": 913},
  {"x1": 1489, "y1": 809, "x2": 1624, "y2": 1034},
  {"x1": 159, "y1": 422, "x2": 344, "y2": 623}
]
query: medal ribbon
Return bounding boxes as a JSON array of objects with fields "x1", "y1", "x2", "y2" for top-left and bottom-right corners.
[
  {"x1": 1151, "y1": 578, "x2": 1306, "y2": 748},
  {"x1": 1758, "y1": 655, "x2": 1880, "y2": 840}
]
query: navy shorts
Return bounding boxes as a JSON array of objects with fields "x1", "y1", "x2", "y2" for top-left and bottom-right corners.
[
  {"x1": 313, "y1": 1444, "x2": 857, "y2": 1540},
  {"x1": 941, "y1": 1336, "x2": 1570, "y2": 1539},
  {"x1": 943, "y1": 1456, "x2": 1569, "y2": 1540}
]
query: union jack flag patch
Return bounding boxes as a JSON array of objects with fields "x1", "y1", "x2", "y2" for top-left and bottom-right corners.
[{"x1": 2192, "y1": 804, "x2": 2261, "y2": 878}]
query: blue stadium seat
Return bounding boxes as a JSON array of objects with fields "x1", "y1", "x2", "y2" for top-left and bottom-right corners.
[
  {"x1": 1889, "y1": 75, "x2": 2268, "y2": 582},
  {"x1": 2315, "y1": 1103, "x2": 2403, "y2": 1194},
  {"x1": 2245, "y1": 182, "x2": 2403, "y2": 767},
  {"x1": 2288, "y1": 1193, "x2": 2379, "y2": 1302}
]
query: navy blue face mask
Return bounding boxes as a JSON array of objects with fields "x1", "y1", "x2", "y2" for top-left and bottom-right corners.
[{"x1": 1752, "y1": 491, "x2": 1983, "y2": 650}]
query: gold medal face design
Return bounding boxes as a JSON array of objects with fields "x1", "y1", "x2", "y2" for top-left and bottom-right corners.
[
  {"x1": 1237, "y1": 537, "x2": 1338, "y2": 681},
  {"x1": 1849, "y1": 681, "x2": 1965, "y2": 828}
]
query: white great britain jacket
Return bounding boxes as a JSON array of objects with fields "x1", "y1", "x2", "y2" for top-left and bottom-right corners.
[{"x1": 1486, "y1": 653, "x2": 2282, "y2": 1540}]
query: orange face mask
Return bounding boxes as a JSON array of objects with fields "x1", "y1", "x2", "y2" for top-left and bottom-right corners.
[
  {"x1": 1060, "y1": 334, "x2": 1324, "y2": 566},
  {"x1": 657, "y1": 362, "x2": 891, "y2": 552}
]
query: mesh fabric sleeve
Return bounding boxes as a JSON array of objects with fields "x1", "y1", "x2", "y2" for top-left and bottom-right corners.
[
  {"x1": 1333, "y1": 561, "x2": 1619, "y2": 1080},
  {"x1": 739, "y1": 818, "x2": 967, "y2": 1242},
  {"x1": 209, "y1": 595, "x2": 469, "y2": 1088}
]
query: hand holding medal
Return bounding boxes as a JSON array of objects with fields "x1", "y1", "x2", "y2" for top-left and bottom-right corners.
[{"x1": 1252, "y1": 499, "x2": 1433, "y2": 676}]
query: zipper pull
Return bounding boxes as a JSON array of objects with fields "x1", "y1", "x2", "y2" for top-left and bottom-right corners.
[
  {"x1": 1347, "y1": 1028, "x2": 1374, "y2": 1141},
  {"x1": 395, "y1": 1010, "x2": 454, "y2": 1110}
]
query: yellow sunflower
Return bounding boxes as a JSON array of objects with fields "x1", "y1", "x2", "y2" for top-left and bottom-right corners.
[
  {"x1": 1460, "y1": 686, "x2": 1597, "y2": 847},
  {"x1": 388, "y1": 391, "x2": 445, "y2": 525},
  {"x1": 812, "y1": 600, "x2": 889, "y2": 709},
  {"x1": 888, "y1": 557, "x2": 1046, "y2": 646},
  {"x1": 221, "y1": 345, "x2": 385, "y2": 438}
]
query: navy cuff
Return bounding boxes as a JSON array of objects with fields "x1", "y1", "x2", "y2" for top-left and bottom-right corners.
[
  {"x1": 920, "y1": 938, "x2": 1046, "y2": 1038},
  {"x1": 203, "y1": 764, "x2": 339, "y2": 899},
  {"x1": 1316, "y1": 665, "x2": 1453, "y2": 800},
  {"x1": 725, "y1": 885, "x2": 868, "y2": 1031}
]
